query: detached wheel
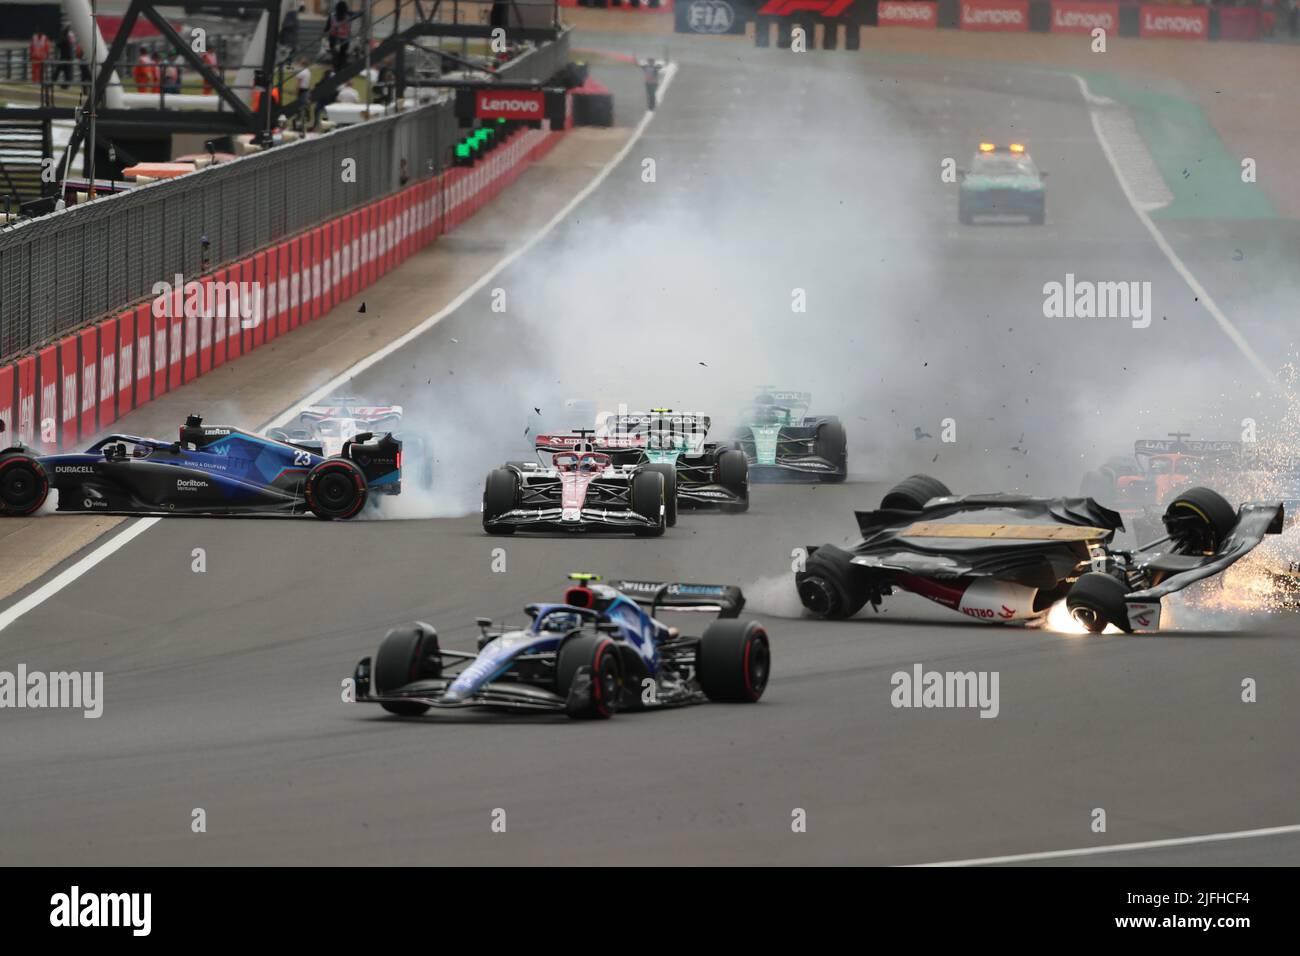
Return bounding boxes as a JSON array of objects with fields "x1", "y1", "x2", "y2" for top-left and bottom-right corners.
[
  {"x1": 631, "y1": 469, "x2": 666, "y2": 537},
  {"x1": 0, "y1": 454, "x2": 49, "y2": 516},
  {"x1": 881, "y1": 474, "x2": 951, "y2": 511},
  {"x1": 1164, "y1": 487, "x2": 1236, "y2": 554},
  {"x1": 373, "y1": 624, "x2": 440, "y2": 716},
  {"x1": 305, "y1": 459, "x2": 369, "y2": 519},
  {"x1": 643, "y1": 463, "x2": 677, "y2": 527},
  {"x1": 717, "y1": 449, "x2": 749, "y2": 512},
  {"x1": 696, "y1": 619, "x2": 769, "y2": 703},
  {"x1": 796, "y1": 544, "x2": 870, "y2": 620},
  {"x1": 556, "y1": 633, "x2": 621, "y2": 719},
  {"x1": 482, "y1": 468, "x2": 518, "y2": 535},
  {"x1": 1065, "y1": 573, "x2": 1131, "y2": 634},
  {"x1": 814, "y1": 420, "x2": 847, "y2": 481}
]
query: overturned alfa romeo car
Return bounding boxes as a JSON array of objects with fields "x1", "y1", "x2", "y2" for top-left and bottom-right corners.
[{"x1": 795, "y1": 474, "x2": 1284, "y2": 633}]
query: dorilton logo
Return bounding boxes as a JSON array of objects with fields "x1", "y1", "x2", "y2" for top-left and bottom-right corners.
[
  {"x1": 176, "y1": 479, "x2": 208, "y2": 490},
  {"x1": 50, "y1": 886, "x2": 150, "y2": 936}
]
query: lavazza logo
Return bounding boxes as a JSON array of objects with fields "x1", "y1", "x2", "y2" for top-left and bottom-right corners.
[
  {"x1": 1042, "y1": 273, "x2": 1152, "y2": 329},
  {"x1": 688, "y1": 0, "x2": 735, "y2": 32}
]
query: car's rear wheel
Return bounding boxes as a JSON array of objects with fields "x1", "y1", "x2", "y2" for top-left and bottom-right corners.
[
  {"x1": 717, "y1": 449, "x2": 749, "y2": 512},
  {"x1": 373, "y1": 624, "x2": 440, "y2": 716},
  {"x1": 0, "y1": 454, "x2": 49, "y2": 516},
  {"x1": 555, "y1": 634, "x2": 621, "y2": 719},
  {"x1": 880, "y1": 474, "x2": 951, "y2": 512},
  {"x1": 1164, "y1": 487, "x2": 1236, "y2": 554},
  {"x1": 643, "y1": 464, "x2": 677, "y2": 527},
  {"x1": 1065, "y1": 573, "x2": 1131, "y2": 634},
  {"x1": 482, "y1": 468, "x2": 518, "y2": 535},
  {"x1": 796, "y1": 544, "x2": 871, "y2": 619},
  {"x1": 631, "y1": 470, "x2": 666, "y2": 537},
  {"x1": 696, "y1": 619, "x2": 769, "y2": 703},
  {"x1": 814, "y1": 420, "x2": 847, "y2": 482},
  {"x1": 304, "y1": 459, "x2": 369, "y2": 520}
]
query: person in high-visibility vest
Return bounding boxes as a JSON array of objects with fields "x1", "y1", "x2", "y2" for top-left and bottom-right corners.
[
  {"x1": 29, "y1": 31, "x2": 51, "y2": 83},
  {"x1": 133, "y1": 50, "x2": 158, "y2": 94},
  {"x1": 250, "y1": 83, "x2": 280, "y2": 115}
]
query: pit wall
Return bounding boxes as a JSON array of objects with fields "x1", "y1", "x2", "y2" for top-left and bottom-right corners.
[{"x1": 0, "y1": 120, "x2": 567, "y2": 453}]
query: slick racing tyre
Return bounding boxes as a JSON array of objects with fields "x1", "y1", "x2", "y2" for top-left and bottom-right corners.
[
  {"x1": 880, "y1": 474, "x2": 951, "y2": 512},
  {"x1": 373, "y1": 624, "x2": 441, "y2": 716},
  {"x1": 0, "y1": 454, "x2": 49, "y2": 516},
  {"x1": 717, "y1": 449, "x2": 749, "y2": 513},
  {"x1": 556, "y1": 634, "x2": 621, "y2": 719},
  {"x1": 696, "y1": 620, "x2": 770, "y2": 703},
  {"x1": 796, "y1": 544, "x2": 871, "y2": 620},
  {"x1": 631, "y1": 469, "x2": 666, "y2": 537},
  {"x1": 814, "y1": 420, "x2": 847, "y2": 481},
  {"x1": 1163, "y1": 487, "x2": 1236, "y2": 554},
  {"x1": 1065, "y1": 573, "x2": 1131, "y2": 634},
  {"x1": 642, "y1": 463, "x2": 677, "y2": 527},
  {"x1": 482, "y1": 468, "x2": 519, "y2": 535},
  {"x1": 304, "y1": 459, "x2": 369, "y2": 519}
]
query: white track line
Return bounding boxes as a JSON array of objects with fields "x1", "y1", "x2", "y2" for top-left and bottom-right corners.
[
  {"x1": 0, "y1": 64, "x2": 679, "y2": 633},
  {"x1": 914, "y1": 822, "x2": 1300, "y2": 867},
  {"x1": 0, "y1": 517, "x2": 160, "y2": 633},
  {"x1": 1071, "y1": 74, "x2": 1279, "y2": 392}
]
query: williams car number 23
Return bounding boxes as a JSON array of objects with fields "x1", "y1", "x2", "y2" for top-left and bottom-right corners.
[{"x1": 0, "y1": 414, "x2": 402, "y2": 520}]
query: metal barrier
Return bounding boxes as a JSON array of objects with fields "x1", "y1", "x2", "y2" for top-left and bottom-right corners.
[{"x1": 0, "y1": 23, "x2": 570, "y2": 363}]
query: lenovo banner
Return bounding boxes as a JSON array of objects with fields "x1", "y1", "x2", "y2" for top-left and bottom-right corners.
[
  {"x1": 1138, "y1": 4, "x2": 1208, "y2": 39},
  {"x1": 960, "y1": 0, "x2": 1029, "y2": 31},
  {"x1": 878, "y1": 1, "x2": 937, "y2": 27},
  {"x1": 1050, "y1": 1, "x2": 1118, "y2": 34},
  {"x1": 475, "y1": 90, "x2": 545, "y2": 121}
]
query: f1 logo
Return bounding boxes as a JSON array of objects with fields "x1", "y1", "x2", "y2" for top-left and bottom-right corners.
[{"x1": 757, "y1": 0, "x2": 856, "y2": 14}]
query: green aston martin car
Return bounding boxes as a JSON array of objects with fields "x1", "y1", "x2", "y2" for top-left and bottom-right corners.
[{"x1": 958, "y1": 143, "x2": 1046, "y2": 225}]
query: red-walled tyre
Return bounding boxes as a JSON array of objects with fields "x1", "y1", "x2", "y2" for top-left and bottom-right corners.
[
  {"x1": 556, "y1": 634, "x2": 621, "y2": 719},
  {"x1": 0, "y1": 454, "x2": 49, "y2": 516},
  {"x1": 304, "y1": 459, "x2": 368, "y2": 520},
  {"x1": 696, "y1": 619, "x2": 770, "y2": 703}
]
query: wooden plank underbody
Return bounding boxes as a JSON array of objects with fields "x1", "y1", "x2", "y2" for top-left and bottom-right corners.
[{"x1": 902, "y1": 522, "x2": 1110, "y2": 541}]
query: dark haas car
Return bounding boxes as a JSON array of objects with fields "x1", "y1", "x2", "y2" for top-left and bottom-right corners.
[
  {"x1": 482, "y1": 431, "x2": 668, "y2": 536},
  {"x1": 795, "y1": 474, "x2": 1283, "y2": 633},
  {"x1": 596, "y1": 409, "x2": 748, "y2": 512},
  {"x1": 958, "y1": 142, "x2": 1046, "y2": 225},
  {"x1": 350, "y1": 573, "x2": 770, "y2": 719},
  {"x1": 730, "y1": 389, "x2": 846, "y2": 482},
  {"x1": 0, "y1": 414, "x2": 401, "y2": 520},
  {"x1": 267, "y1": 396, "x2": 433, "y2": 490}
]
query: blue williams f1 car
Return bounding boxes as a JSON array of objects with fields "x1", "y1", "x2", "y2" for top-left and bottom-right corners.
[
  {"x1": 350, "y1": 574, "x2": 770, "y2": 719},
  {"x1": 0, "y1": 414, "x2": 401, "y2": 520}
]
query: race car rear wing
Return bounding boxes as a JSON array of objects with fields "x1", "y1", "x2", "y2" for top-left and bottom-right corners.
[
  {"x1": 614, "y1": 580, "x2": 745, "y2": 618},
  {"x1": 1134, "y1": 438, "x2": 1242, "y2": 458}
]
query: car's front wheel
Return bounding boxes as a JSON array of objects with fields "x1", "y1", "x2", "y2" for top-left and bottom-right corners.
[
  {"x1": 304, "y1": 459, "x2": 368, "y2": 520},
  {"x1": 0, "y1": 454, "x2": 49, "y2": 516}
]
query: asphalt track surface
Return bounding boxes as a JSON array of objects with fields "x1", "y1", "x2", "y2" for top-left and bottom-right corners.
[{"x1": 2, "y1": 37, "x2": 1297, "y2": 866}]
